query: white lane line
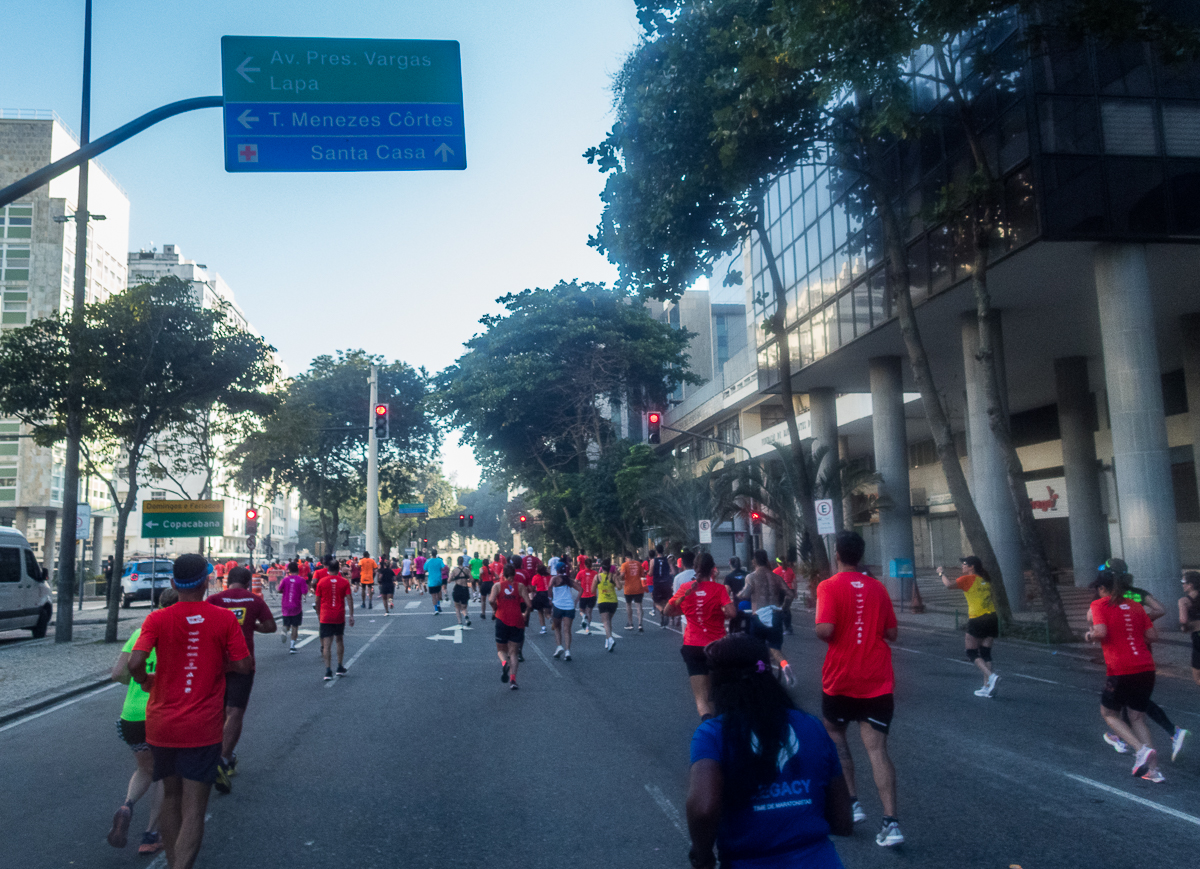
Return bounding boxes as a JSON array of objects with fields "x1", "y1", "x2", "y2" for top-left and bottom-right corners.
[
  {"x1": 1065, "y1": 773, "x2": 1200, "y2": 828},
  {"x1": 294, "y1": 629, "x2": 319, "y2": 650},
  {"x1": 0, "y1": 682, "x2": 119, "y2": 734},
  {"x1": 526, "y1": 640, "x2": 562, "y2": 678},
  {"x1": 405, "y1": 601, "x2": 421, "y2": 610},
  {"x1": 324, "y1": 621, "x2": 392, "y2": 688},
  {"x1": 645, "y1": 784, "x2": 687, "y2": 839},
  {"x1": 1011, "y1": 673, "x2": 1062, "y2": 685}
]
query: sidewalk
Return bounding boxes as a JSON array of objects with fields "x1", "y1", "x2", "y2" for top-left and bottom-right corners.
[{"x1": 0, "y1": 602, "x2": 149, "y2": 721}]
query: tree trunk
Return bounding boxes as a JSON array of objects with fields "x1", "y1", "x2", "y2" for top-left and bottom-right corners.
[
  {"x1": 105, "y1": 493, "x2": 135, "y2": 643},
  {"x1": 860, "y1": 128, "x2": 1013, "y2": 623},
  {"x1": 753, "y1": 214, "x2": 832, "y2": 580}
]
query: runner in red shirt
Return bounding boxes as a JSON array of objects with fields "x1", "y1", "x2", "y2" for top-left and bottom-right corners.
[
  {"x1": 665, "y1": 553, "x2": 735, "y2": 720},
  {"x1": 1086, "y1": 566, "x2": 1163, "y2": 781},
  {"x1": 314, "y1": 559, "x2": 355, "y2": 681},
  {"x1": 774, "y1": 549, "x2": 798, "y2": 632},
  {"x1": 576, "y1": 558, "x2": 598, "y2": 633},
  {"x1": 205, "y1": 566, "x2": 275, "y2": 794},
  {"x1": 480, "y1": 553, "x2": 503, "y2": 621},
  {"x1": 488, "y1": 565, "x2": 532, "y2": 690},
  {"x1": 128, "y1": 554, "x2": 250, "y2": 869},
  {"x1": 815, "y1": 531, "x2": 903, "y2": 847}
]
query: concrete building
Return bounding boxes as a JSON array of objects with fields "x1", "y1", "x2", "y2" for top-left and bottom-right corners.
[
  {"x1": 659, "y1": 22, "x2": 1200, "y2": 607},
  {"x1": 127, "y1": 244, "x2": 250, "y2": 331},
  {"x1": 0, "y1": 110, "x2": 130, "y2": 572}
]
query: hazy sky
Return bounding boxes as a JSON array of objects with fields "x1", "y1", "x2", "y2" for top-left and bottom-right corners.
[{"x1": 1, "y1": 0, "x2": 643, "y2": 487}]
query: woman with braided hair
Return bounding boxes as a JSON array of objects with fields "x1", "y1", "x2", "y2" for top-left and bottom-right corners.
[{"x1": 685, "y1": 634, "x2": 852, "y2": 869}]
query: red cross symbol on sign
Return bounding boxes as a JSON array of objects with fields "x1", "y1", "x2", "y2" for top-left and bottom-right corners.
[{"x1": 238, "y1": 144, "x2": 258, "y2": 162}]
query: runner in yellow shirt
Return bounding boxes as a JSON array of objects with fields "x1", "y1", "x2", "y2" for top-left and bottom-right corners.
[{"x1": 939, "y1": 556, "x2": 999, "y2": 698}]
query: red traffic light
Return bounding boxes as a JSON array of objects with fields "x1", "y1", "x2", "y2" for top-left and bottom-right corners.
[
  {"x1": 374, "y1": 404, "x2": 387, "y2": 416},
  {"x1": 750, "y1": 511, "x2": 761, "y2": 522},
  {"x1": 648, "y1": 412, "x2": 660, "y2": 424},
  {"x1": 519, "y1": 515, "x2": 527, "y2": 525},
  {"x1": 245, "y1": 508, "x2": 258, "y2": 521}
]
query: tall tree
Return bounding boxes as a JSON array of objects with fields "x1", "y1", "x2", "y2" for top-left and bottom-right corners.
[
  {"x1": 0, "y1": 276, "x2": 279, "y2": 641},
  {"x1": 436, "y1": 281, "x2": 696, "y2": 549},
  {"x1": 231, "y1": 350, "x2": 437, "y2": 555}
]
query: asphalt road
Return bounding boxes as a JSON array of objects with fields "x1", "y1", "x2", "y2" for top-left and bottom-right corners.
[{"x1": 3, "y1": 595, "x2": 1198, "y2": 869}]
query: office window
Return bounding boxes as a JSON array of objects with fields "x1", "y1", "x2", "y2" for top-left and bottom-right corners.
[
  {"x1": 2, "y1": 289, "x2": 28, "y2": 326},
  {"x1": 0, "y1": 244, "x2": 30, "y2": 282},
  {"x1": 1101, "y1": 100, "x2": 1158, "y2": 155},
  {"x1": 838, "y1": 292, "x2": 854, "y2": 347},
  {"x1": 853, "y1": 281, "x2": 872, "y2": 336},
  {"x1": 0, "y1": 205, "x2": 33, "y2": 239},
  {"x1": 1163, "y1": 105, "x2": 1200, "y2": 157}
]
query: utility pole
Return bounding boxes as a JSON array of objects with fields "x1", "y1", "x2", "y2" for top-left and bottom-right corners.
[
  {"x1": 366, "y1": 365, "x2": 379, "y2": 557},
  {"x1": 55, "y1": 0, "x2": 93, "y2": 643}
]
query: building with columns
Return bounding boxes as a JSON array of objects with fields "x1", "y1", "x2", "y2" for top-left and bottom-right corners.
[
  {"x1": 0, "y1": 111, "x2": 130, "y2": 574},
  {"x1": 659, "y1": 20, "x2": 1200, "y2": 608}
]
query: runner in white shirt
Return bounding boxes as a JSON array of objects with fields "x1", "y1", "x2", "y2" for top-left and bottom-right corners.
[{"x1": 401, "y1": 557, "x2": 414, "y2": 593}]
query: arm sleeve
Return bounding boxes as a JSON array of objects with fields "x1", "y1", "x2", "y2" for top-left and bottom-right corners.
[
  {"x1": 132, "y1": 613, "x2": 159, "y2": 653},
  {"x1": 690, "y1": 719, "x2": 723, "y2": 764}
]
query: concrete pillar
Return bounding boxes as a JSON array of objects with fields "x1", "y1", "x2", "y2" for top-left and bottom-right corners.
[
  {"x1": 869, "y1": 356, "x2": 915, "y2": 597},
  {"x1": 42, "y1": 509, "x2": 57, "y2": 580},
  {"x1": 1054, "y1": 357, "x2": 1109, "y2": 580},
  {"x1": 1182, "y1": 314, "x2": 1200, "y2": 508},
  {"x1": 838, "y1": 435, "x2": 854, "y2": 530},
  {"x1": 90, "y1": 516, "x2": 104, "y2": 580},
  {"x1": 1095, "y1": 244, "x2": 1179, "y2": 603},
  {"x1": 962, "y1": 313, "x2": 1026, "y2": 610},
  {"x1": 809, "y1": 387, "x2": 843, "y2": 531},
  {"x1": 13, "y1": 506, "x2": 28, "y2": 536}
]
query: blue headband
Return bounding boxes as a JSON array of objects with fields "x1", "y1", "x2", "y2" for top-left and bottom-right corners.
[{"x1": 173, "y1": 563, "x2": 212, "y2": 589}]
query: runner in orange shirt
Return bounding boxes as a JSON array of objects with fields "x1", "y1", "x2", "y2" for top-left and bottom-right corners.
[
  {"x1": 358, "y1": 551, "x2": 378, "y2": 609},
  {"x1": 620, "y1": 551, "x2": 646, "y2": 632}
]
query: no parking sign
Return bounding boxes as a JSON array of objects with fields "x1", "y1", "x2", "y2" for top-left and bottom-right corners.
[{"x1": 814, "y1": 499, "x2": 836, "y2": 535}]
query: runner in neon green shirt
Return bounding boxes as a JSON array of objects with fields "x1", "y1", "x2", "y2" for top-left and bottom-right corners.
[{"x1": 469, "y1": 553, "x2": 485, "y2": 601}]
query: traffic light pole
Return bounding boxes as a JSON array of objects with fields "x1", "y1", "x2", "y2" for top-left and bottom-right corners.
[{"x1": 366, "y1": 365, "x2": 379, "y2": 558}]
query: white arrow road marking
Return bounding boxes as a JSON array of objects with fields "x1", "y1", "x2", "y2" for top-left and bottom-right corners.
[
  {"x1": 294, "y1": 629, "x2": 319, "y2": 649},
  {"x1": 426, "y1": 633, "x2": 456, "y2": 642},
  {"x1": 236, "y1": 57, "x2": 260, "y2": 83},
  {"x1": 237, "y1": 109, "x2": 259, "y2": 129},
  {"x1": 434, "y1": 142, "x2": 454, "y2": 162}
]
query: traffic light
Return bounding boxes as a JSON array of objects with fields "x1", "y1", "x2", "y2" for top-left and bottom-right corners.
[
  {"x1": 468, "y1": 514, "x2": 474, "y2": 528},
  {"x1": 750, "y1": 510, "x2": 763, "y2": 534},
  {"x1": 244, "y1": 508, "x2": 258, "y2": 536},
  {"x1": 647, "y1": 411, "x2": 661, "y2": 444},
  {"x1": 459, "y1": 513, "x2": 466, "y2": 527},
  {"x1": 374, "y1": 403, "x2": 389, "y2": 440},
  {"x1": 519, "y1": 515, "x2": 527, "y2": 529}
]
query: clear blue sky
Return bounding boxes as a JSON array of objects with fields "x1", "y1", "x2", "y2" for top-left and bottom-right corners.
[{"x1": 1, "y1": 0, "x2": 642, "y2": 487}]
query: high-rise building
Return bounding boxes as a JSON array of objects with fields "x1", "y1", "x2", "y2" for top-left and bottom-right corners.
[{"x1": 0, "y1": 110, "x2": 130, "y2": 572}]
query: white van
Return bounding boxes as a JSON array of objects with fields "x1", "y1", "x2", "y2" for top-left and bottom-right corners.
[{"x1": 0, "y1": 527, "x2": 53, "y2": 638}]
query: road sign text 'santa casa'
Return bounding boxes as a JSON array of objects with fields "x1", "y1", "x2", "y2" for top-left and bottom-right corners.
[{"x1": 221, "y1": 35, "x2": 466, "y2": 173}]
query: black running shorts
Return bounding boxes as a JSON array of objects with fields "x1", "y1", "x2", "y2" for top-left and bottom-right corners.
[
  {"x1": 624, "y1": 593, "x2": 644, "y2": 604},
  {"x1": 1101, "y1": 670, "x2": 1156, "y2": 713},
  {"x1": 597, "y1": 602, "x2": 618, "y2": 615},
  {"x1": 822, "y1": 692, "x2": 895, "y2": 734},
  {"x1": 495, "y1": 621, "x2": 525, "y2": 646},
  {"x1": 681, "y1": 644, "x2": 709, "y2": 676},
  {"x1": 117, "y1": 718, "x2": 148, "y2": 752},
  {"x1": 480, "y1": 581, "x2": 494, "y2": 599},
  {"x1": 319, "y1": 622, "x2": 345, "y2": 638},
  {"x1": 282, "y1": 614, "x2": 303, "y2": 628},
  {"x1": 532, "y1": 591, "x2": 551, "y2": 611},
  {"x1": 379, "y1": 582, "x2": 395, "y2": 595},
  {"x1": 749, "y1": 613, "x2": 785, "y2": 650},
  {"x1": 966, "y1": 612, "x2": 1000, "y2": 639},
  {"x1": 579, "y1": 596, "x2": 597, "y2": 609},
  {"x1": 452, "y1": 585, "x2": 471, "y2": 605},
  {"x1": 150, "y1": 742, "x2": 221, "y2": 784},
  {"x1": 223, "y1": 671, "x2": 254, "y2": 710},
  {"x1": 552, "y1": 607, "x2": 576, "y2": 621}
]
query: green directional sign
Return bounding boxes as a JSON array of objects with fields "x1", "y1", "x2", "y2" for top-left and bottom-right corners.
[
  {"x1": 220, "y1": 35, "x2": 466, "y2": 173},
  {"x1": 142, "y1": 499, "x2": 225, "y2": 539}
]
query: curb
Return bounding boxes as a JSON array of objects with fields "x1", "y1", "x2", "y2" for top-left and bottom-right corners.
[{"x1": 0, "y1": 676, "x2": 112, "y2": 727}]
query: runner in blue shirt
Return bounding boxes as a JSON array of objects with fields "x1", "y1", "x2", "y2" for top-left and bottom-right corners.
[{"x1": 425, "y1": 551, "x2": 446, "y2": 614}]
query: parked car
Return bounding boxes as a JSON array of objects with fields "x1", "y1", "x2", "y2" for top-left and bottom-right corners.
[
  {"x1": 120, "y1": 558, "x2": 174, "y2": 607},
  {"x1": 0, "y1": 527, "x2": 53, "y2": 638}
]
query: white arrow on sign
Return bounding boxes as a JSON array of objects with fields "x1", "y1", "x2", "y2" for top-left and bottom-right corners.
[
  {"x1": 236, "y1": 57, "x2": 260, "y2": 83},
  {"x1": 145, "y1": 520, "x2": 159, "y2": 529},
  {"x1": 237, "y1": 109, "x2": 259, "y2": 129},
  {"x1": 434, "y1": 143, "x2": 454, "y2": 162}
]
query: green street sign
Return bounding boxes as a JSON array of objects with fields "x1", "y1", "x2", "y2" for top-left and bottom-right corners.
[
  {"x1": 142, "y1": 499, "x2": 225, "y2": 539},
  {"x1": 220, "y1": 35, "x2": 466, "y2": 172}
]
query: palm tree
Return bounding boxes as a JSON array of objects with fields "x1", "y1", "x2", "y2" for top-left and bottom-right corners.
[{"x1": 639, "y1": 458, "x2": 741, "y2": 551}]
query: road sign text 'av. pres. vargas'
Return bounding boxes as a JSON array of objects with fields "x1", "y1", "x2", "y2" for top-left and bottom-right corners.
[{"x1": 221, "y1": 36, "x2": 466, "y2": 173}]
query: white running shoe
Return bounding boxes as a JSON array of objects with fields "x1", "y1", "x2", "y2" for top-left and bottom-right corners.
[
  {"x1": 540, "y1": 626, "x2": 547, "y2": 635},
  {"x1": 985, "y1": 673, "x2": 999, "y2": 696},
  {"x1": 851, "y1": 800, "x2": 866, "y2": 823},
  {"x1": 564, "y1": 650, "x2": 571, "y2": 661},
  {"x1": 1141, "y1": 768, "x2": 1165, "y2": 783},
  {"x1": 974, "y1": 686, "x2": 990, "y2": 697},
  {"x1": 1132, "y1": 744, "x2": 1156, "y2": 777},
  {"x1": 876, "y1": 820, "x2": 904, "y2": 847},
  {"x1": 1172, "y1": 727, "x2": 1188, "y2": 762},
  {"x1": 553, "y1": 645, "x2": 564, "y2": 658},
  {"x1": 1104, "y1": 732, "x2": 1130, "y2": 754}
]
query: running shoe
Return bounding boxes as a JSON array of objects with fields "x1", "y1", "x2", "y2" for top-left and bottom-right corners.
[
  {"x1": 501, "y1": 661, "x2": 510, "y2": 683},
  {"x1": 107, "y1": 804, "x2": 132, "y2": 848},
  {"x1": 973, "y1": 686, "x2": 990, "y2": 697},
  {"x1": 564, "y1": 650, "x2": 571, "y2": 661},
  {"x1": 281, "y1": 631, "x2": 288, "y2": 645},
  {"x1": 1141, "y1": 768, "x2": 1166, "y2": 783},
  {"x1": 517, "y1": 652, "x2": 525, "y2": 662},
  {"x1": 510, "y1": 681, "x2": 519, "y2": 690},
  {"x1": 638, "y1": 625, "x2": 644, "y2": 632},
  {"x1": 324, "y1": 668, "x2": 333, "y2": 681},
  {"x1": 624, "y1": 625, "x2": 634, "y2": 630},
  {"x1": 465, "y1": 618, "x2": 471, "y2": 627},
  {"x1": 336, "y1": 665, "x2": 347, "y2": 677},
  {"x1": 583, "y1": 626, "x2": 590, "y2": 635},
  {"x1": 137, "y1": 831, "x2": 163, "y2": 856},
  {"x1": 289, "y1": 647, "x2": 297, "y2": 654},
  {"x1": 1172, "y1": 727, "x2": 1188, "y2": 762},
  {"x1": 1132, "y1": 745, "x2": 1156, "y2": 777},
  {"x1": 1104, "y1": 732, "x2": 1130, "y2": 754},
  {"x1": 851, "y1": 800, "x2": 866, "y2": 823},
  {"x1": 540, "y1": 626, "x2": 547, "y2": 634},
  {"x1": 214, "y1": 761, "x2": 233, "y2": 795},
  {"x1": 781, "y1": 662, "x2": 795, "y2": 687},
  {"x1": 985, "y1": 673, "x2": 999, "y2": 697},
  {"x1": 876, "y1": 820, "x2": 904, "y2": 847},
  {"x1": 553, "y1": 645, "x2": 564, "y2": 658}
]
